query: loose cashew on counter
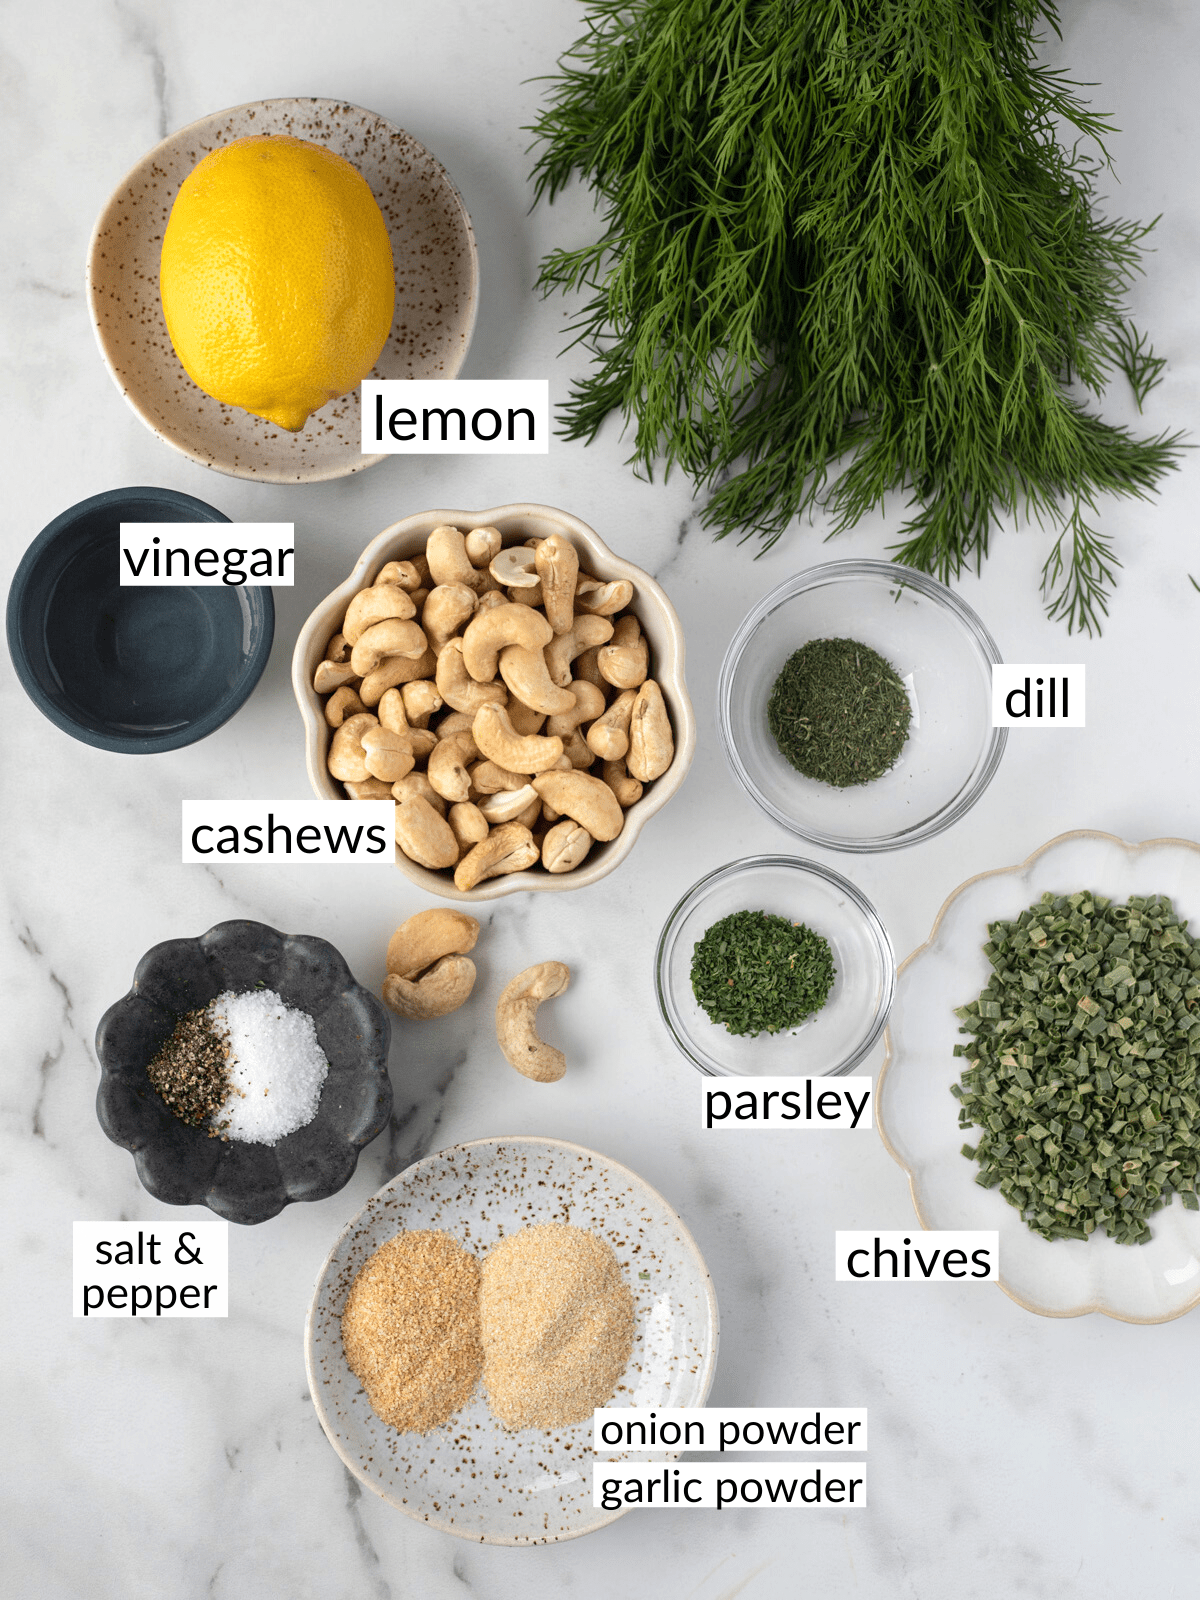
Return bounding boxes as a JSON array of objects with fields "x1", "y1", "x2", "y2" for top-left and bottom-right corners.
[
  {"x1": 382, "y1": 908, "x2": 481, "y2": 1020},
  {"x1": 495, "y1": 961, "x2": 572, "y2": 1082},
  {"x1": 317, "y1": 521, "x2": 679, "y2": 886}
]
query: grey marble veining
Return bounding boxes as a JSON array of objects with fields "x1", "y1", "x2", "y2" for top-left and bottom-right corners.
[{"x1": 4, "y1": 1, "x2": 1200, "y2": 1596}]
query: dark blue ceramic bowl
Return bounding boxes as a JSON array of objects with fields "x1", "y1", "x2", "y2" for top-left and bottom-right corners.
[
  {"x1": 95, "y1": 920, "x2": 393, "y2": 1225},
  {"x1": 6, "y1": 486, "x2": 274, "y2": 753}
]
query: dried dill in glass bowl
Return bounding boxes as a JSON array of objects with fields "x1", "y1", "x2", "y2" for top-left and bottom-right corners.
[
  {"x1": 718, "y1": 561, "x2": 1005, "y2": 852},
  {"x1": 767, "y1": 638, "x2": 912, "y2": 787}
]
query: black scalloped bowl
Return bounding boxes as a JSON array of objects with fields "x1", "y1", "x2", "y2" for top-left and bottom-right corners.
[{"x1": 95, "y1": 921, "x2": 392, "y2": 1224}]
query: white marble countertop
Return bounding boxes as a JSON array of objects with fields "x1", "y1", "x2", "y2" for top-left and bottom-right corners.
[{"x1": 4, "y1": 2, "x2": 1199, "y2": 1595}]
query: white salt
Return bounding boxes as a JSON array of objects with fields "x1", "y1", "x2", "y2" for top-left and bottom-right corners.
[{"x1": 208, "y1": 988, "x2": 329, "y2": 1145}]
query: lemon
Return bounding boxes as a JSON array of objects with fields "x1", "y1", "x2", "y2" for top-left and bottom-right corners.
[{"x1": 159, "y1": 135, "x2": 395, "y2": 432}]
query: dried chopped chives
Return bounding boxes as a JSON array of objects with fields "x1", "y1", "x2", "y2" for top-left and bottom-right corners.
[{"x1": 953, "y1": 891, "x2": 1200, "y2": 1245}]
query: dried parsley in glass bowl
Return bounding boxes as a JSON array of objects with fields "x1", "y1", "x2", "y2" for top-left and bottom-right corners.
[
  {"x1": 718, "y1": 561, "x2": 1005, "y2": 852},
  {"x1": 690, "y1": 910, "x2": 836, "y2": 1037},
  {"x1": 656, "y1": 855, "x2": 895, "y2": 1076}
]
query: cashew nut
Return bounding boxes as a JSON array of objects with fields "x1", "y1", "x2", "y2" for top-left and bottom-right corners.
[
  {"x1": 401, "y1": 679, "x2": 443, "y2": 727},
  {"x1": 627, "y1": 679, "x2": 675, "y2": 781},
  {"x1": 490, "y1": 545, "x2": 539, "y2": 588},
  {"x1": 586, "y1": 687, "x2": 637, "y2": 760},
  {"x1": 535, "y1": 531, "x2": 579, "y2": 635},
  {"x1": 571, "y1": 645, "x2": 605, "y2": 690},
  {"x1": 507, "y1": 699, "x2": 546, "y2": 736},
  {"x1": 562, "y1": 728, "x2": 596, "y2": 769},
  {"x1": 375, "y1": 559, "x2": 425, "y2": 592},
  {"x1": 465, "y1": 526, "x2": 503, "y2": 567},
  {"x1": 359, "y1": 646, "x2": 437, "y2": 706},
  {"x1": 393, "y1": 771, "x2": 447, "y2": 816},
  {"x1": 542, "y1": 819, "x2": 593, "y2": 873},
  {"x1": 435, "y1": 638, "x2": 509, "y2": 715},
  {"x1": 327, "y1": 713, "x2": 380, "y2": 782},
  {"x1": 472, "y1": 703, "x2": 565, "y2": 774},
  {"x1": 448, "y1": 801, "x2": 489, "y2": 850},
  {"x1": 326, "y1": 633, "x2": 351, "y2": 664},
  {"x1": 350, "y1": 618, "x2": 429, "y2": 679},
  {"x1": 394, "y1": 789, "x2": 459, "y2": 870},
  {"x1": 508, "y1": 579, "x2": 544, "y2": 607},
  {"x1": 386, "y1": 908, "x2": 480, "y2": 979},
  {"x1": 462, "y1": 603, "x2": 554, "y2": 683},
  {"x1": 497, "y1": 644, "x2": 577, "y2": 716},
  {"x1": 314, "y1": 658, "x2": 358, "y2": 695},
  {"x1": 514, "y1": 795, "x2": 542, "y2": 830},
  {"x1": 545, "y1": 679, "x2": 606, "y2": 737},
  {"x1": 544, "y1": 615, "x2": 614, "y2": 687},
  {"x1": 325, "y1": 685, "x2": 367, "y2": 728},
  {"x1": 531, "y1": 769, "x2": 624, "y2": 840},
  {"x1": 427, "y1": 730, "x2": 479, "y2": 803},
  {"x1": 575, "y1": 576, "x2": 634, "y2": 616},
  {"x1": 433, "y1": 707, "x2": 478, "y2": 740},
  {"x1": 422, "y1": 583, "x2": 477, "y2": 653},
  {"x1": 477, "y1": 783, "x2": 540, "y2": 824},
  {"x1": 469, "y1": 759, "x2": 529, "y2": 794},
  {"x1": 454, "y1": 821, "x2": 539, "y2": 891},
  {"x1": 474, "y1": 589, "x2": 509, "y2": 617},
  {"x1": 342, "y1": 583, "x2": 417, "y2": 645},
  {"x1": 344, "y1": 776, "x2": 395, "y2": 800},
  {"x1": 361, "y1": 725, "x2": 416, "y2": 783},
  {"x1": 426, "y1": 524, "x2": 489, "y2": 593},
  {"x1": 384, "y1": 956, "x2": 477, "y2": 1020},
  {"x1": 376, "y1": 687, "x2": 409, "y2": 735},
  {"x1": 598, "y1": 615, "x2": 648, "y2": 690},
  {"x1": 494, "y1": 961, "x2": 571, "y2": 1082},
  {"x1": 602, "y1": 757, "x2": 643, "y2": 809}
]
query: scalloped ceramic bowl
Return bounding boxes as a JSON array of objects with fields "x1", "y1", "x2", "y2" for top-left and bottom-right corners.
[
  {"x1": 877, "y1": 831, "x2": 1200, "y2": 1322},
  {"x1": 305, "y1": 1136, "x2": 719, "y2": 1544},
  {"x1": 292, "y1": 505, "x2": 696, "y2": 901},
  {"x1": 87, "y1": 97, "x2": 477, "y2": 483},
  {"x1": 95, "y1": 920, "x2": 391, "y2": 1224}
]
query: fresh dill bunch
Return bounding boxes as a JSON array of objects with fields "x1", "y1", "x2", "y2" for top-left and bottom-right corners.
[{"x1": 529, "y1": 0, "x2": 1185, "y2": 633}]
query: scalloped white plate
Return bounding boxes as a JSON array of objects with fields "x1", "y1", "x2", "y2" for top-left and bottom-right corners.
[{"x1": 877, "y1": 831, "x2": 1200, "y2": 1322}]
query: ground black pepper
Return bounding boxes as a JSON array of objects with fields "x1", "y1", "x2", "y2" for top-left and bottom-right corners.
[{"x1": 145, "y1": 1006, "x2": 233, "y2": 1135}]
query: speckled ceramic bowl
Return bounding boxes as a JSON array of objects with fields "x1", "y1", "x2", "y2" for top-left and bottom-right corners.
[
  {"x1": 95, "y1": 920, "x2": 392, "y2": 1225},
  {"x1": 305, "y1": 1136, "x2": 720, "y2": 1543},
  {"x1": 878, "y1": 831, "x2": 1200, "y2": 1322},
  {"x1": 291, "y1": 504, "x2": 697, "y2": 900},
  {"x1": 86, "y1": 98, "x2": 478, "y2": 483}
]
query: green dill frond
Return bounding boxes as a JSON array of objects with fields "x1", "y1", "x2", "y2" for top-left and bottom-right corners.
[{"x1": 529, "y1": 0, "x2": 1185, "y2": 632}]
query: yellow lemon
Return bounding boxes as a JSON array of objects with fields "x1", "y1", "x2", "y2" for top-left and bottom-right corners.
[{"x1": 159, "y1": 135, "x2": 395, "y2": 432}]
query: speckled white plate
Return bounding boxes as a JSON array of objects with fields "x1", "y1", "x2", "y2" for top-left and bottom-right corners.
[
  {"x1": 86, "y1": 97, "x2": 478, "y2": 483},
  {"x1": 305, "y1": 1137, "x2": 719, "y2": 1543},
  {"x1": 878, "y1": 831, "x2": 1200, "y2": 1323}
]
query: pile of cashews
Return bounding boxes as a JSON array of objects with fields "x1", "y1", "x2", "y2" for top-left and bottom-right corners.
[{"x1": 314, "y1": 523, "x2": 675, "y2": 891}]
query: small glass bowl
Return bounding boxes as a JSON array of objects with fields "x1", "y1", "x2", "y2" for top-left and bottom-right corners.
[
  {"x1": 655, "y1": 855, "x2": 895, "y2": 1077},
  {"x1": 717, "y1": 561, "x2": 1005, "y2": 852}
]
